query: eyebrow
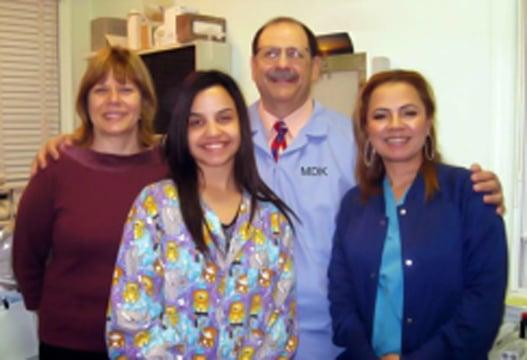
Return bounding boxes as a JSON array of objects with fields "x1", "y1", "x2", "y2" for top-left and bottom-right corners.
[
  {"x1": 93, "y1": 78, "x2": 133, "y2": 86},
  {"x1": 217, "y1": 108, "x2": 235, "y2": 114},
  {"x1": 400, "y1": 104, "x2": 420, "y2": 111},
  {"x1": 372, "y1": 104, "x2": 419, "y2": 111},
  {"x1": 189, "y1": 107, "x2": 234, "y2": 117}
]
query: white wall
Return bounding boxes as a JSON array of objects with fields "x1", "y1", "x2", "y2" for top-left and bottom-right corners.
[
  {"x1": 199, "y1": 1, "x2": 519, "y2": 253},
  {"x1": 59, "y1": 0, "x2": 92, "y2": 133},
  {"x1": 60, "y1": 0, "x2": 518, "y2": 235},
  {"x1": 201, "y1": 0, "x2": 516, "y2": 168}
]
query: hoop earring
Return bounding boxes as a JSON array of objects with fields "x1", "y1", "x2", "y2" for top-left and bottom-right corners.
[
  {"x1": 424, "y1": 135, "x2": 435, "y2": 161},
  {"x1": 363, "y1": 140, "x2": 376, "y2": 168}
]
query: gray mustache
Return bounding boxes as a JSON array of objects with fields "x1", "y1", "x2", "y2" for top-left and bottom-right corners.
[{"x1": 267, "y1": 69, "x2": 299, "y2": 81}]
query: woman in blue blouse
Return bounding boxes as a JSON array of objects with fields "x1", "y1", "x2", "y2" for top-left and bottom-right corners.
[{"x1": 328, "y1": 70, "x2": 507, "y2": 359}]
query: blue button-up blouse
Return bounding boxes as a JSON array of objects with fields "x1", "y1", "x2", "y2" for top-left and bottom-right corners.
[{"x1": 328, "y1": 163, "x2": 507, "y2": 360}]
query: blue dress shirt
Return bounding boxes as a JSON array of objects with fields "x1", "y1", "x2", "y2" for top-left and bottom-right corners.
[{"x1": 250, "y1": 101, "x2": 356, "y2": 360}]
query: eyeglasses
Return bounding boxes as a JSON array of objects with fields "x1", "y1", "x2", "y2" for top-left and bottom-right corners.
[{"x1": 255, "y1": 46, "x2": 310, "y2": 64}]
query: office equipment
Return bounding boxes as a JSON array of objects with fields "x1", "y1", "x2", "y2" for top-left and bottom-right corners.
[{"x1": 139, "y1": 40, "x2": 231, "y2": 133}]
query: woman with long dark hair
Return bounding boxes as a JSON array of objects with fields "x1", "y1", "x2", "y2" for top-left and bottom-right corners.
[{"x1": 106, "y1": 70, "x2": 297, "y2": 359}]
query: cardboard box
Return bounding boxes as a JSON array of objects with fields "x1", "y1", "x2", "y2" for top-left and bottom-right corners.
[
  {"x1": 91, "y1": 17, "x2": 127, "y2": 51},
  {"x1": 176, "y1": 14, "x2": 226, "y2": 43}
]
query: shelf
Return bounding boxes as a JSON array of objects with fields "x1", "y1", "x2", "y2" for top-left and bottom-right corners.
[{"x1": 138, "y1": 40, "x2": 231, "y2": 74}]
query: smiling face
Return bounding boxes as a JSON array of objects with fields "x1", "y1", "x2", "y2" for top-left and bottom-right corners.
[
  {"x1": 187, "y1": 85, "x2": 241, "y2": 174},
  {"x1": 88, "y1": 71, "x2": 142, "y2": 147},
  {"x1": 251, "y1": 21, "x2": 320, "y2": 117},
  {"x1": 366, "y1": 81, "x2": 431, "y2": 170}
]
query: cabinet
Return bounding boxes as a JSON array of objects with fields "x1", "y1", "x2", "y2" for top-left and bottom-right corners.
[
  {"x1": 139, "y1": 40, "x2": 231, "y2": 133},
  {"x1": 313, "y1": 52, "x2": 389, "y2": 118}
]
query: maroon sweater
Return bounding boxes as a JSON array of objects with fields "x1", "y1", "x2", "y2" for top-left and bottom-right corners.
[{"x1": 13, "y1": 146, "x2": 168, "y2": 351}]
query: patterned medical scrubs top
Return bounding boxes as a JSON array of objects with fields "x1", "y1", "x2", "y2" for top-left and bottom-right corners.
[{"x1": 106, "y1": 179, "x2": 297, "y2": 359}]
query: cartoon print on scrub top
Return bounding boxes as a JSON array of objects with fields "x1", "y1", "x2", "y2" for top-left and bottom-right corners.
[{"x1": 106, "y1": 179, "x2": 297, "y2": 359}]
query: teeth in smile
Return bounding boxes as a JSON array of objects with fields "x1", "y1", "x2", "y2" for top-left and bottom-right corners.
[
  {"x1": 104, "y1": 112, "x2": 123, "y2": 119},
  {"x1": 204, "y1": 143, "x2": 224, "y2": 149},
  {"x1": 386, "y1": 138, "x2": 407, "y2": 144}
]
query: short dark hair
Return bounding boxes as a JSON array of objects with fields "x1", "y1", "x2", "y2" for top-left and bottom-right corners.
[
  {"x1": 164, "y1": 70, "x2": 295, "y2": 253},
  {"x1": 252, "y1": 17, "x2": 320, "y2": 57}
]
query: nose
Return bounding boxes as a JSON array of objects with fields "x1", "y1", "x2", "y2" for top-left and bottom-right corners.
[
  {"x1": 277, "y1": 50, "x2": 290, "y2": 68},
  {"x1": 108, "y1": 87, "x2": 120, "y2": 103},
  {"x1": 204, "y1": 120, "x2": 220, "y2": 136},
  {"x1": 388, "y1": 114, "x2": 403, "y2": 128}
]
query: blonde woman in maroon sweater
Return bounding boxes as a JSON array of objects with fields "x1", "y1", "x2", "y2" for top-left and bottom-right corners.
[{"x1": 13, "y1": 46, "x2": 167, "y2": 359}]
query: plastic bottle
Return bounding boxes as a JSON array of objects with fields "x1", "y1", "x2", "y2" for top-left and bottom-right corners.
[{"x1": 140, "y1": 18, "x2": 152, "y2": 50}]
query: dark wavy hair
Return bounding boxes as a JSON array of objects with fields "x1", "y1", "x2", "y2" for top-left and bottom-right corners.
[
  {"x1": 252, "y1": 16, "x2": 320, "y2": 57},
  {"x1": 164, "y1": 70, "x2": 295, "y2": 253},
  {"x1": 354, "y1": 69, "x2": 442, "y2": 202}
]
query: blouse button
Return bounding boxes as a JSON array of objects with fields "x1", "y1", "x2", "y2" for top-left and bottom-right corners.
[
  {"x1": 406, "y1": 317, "x2": 414, "y2": 324},
  {"x1": 370, "y1": 272, "x2": 376, "y2": 279},
  {"x1": 379, "y1": 219, "x2": 386, "y2": 226},
  {"x1": 399, "y1": 208, "x2": 407, "y2": 216},
  {"x1": 404, "y1": 259, "x2": 413, "y2": 267}
]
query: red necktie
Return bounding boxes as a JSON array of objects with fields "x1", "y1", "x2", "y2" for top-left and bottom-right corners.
[{"x1": 271, "y1": 120, "x2": 288, "y2": 161}]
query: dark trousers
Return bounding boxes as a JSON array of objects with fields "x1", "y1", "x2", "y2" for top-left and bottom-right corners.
[{"x1": 39, "y1": 342, "x2": 108, "y2": 360}]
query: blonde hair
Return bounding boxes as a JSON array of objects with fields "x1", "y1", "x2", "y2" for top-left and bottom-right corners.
[{"x1": 74, "y1": 46, "x2": 157, "y2": 147}]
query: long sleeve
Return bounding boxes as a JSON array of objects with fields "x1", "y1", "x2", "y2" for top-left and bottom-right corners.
[
  {"x1": 403, "y1": 177, "x2": 507, "y2": 360},
  {"x1": 328, "y1": 193, "x2": 377, "y2": 360},
  {"x1": 108, "y1": 186, "x2": 299, "y2": 358},
  {"x1": 328, "y1": 166, "x2": 507, "y2": 360},
  {"x1": 259, "y1": 220, "x2": 297, "y2": 359},
  {"x1": 106, "y1": 187, "x2": 167, "y2": 359},
  {"x1": 13, "y1": 168, "x2": 55, "y2": 310}
]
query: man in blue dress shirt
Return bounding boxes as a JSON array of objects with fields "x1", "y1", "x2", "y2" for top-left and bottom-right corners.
[
  {"x1": 248, "y1": 17, "x2": 356, "y2": 359},
  {"x1": 247, "y1": 16, "x2": 505, "y2": 360}
]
